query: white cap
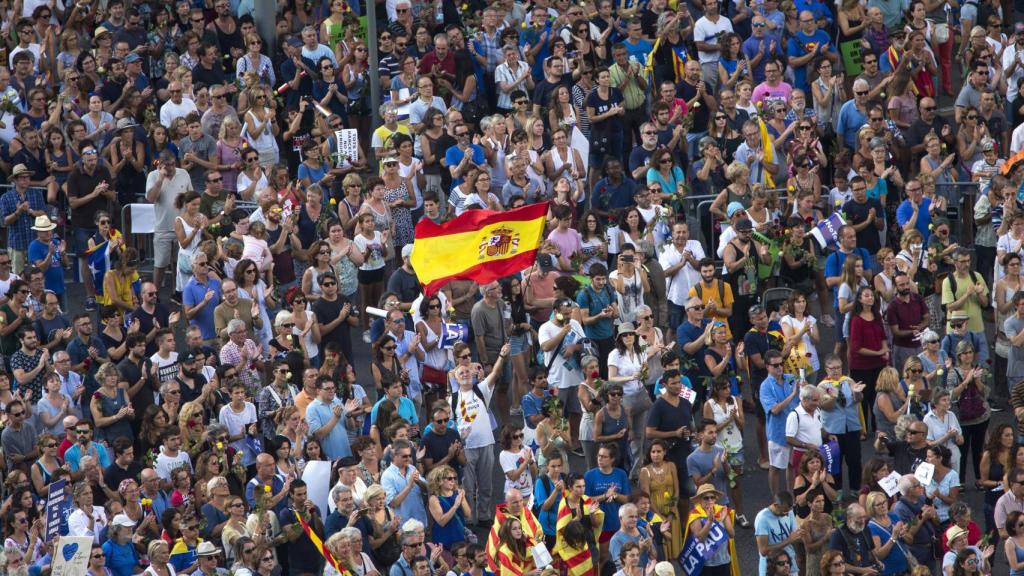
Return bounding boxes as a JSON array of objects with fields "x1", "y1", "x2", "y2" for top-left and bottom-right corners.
[{"x1": 111, "y1": 514, "x2": 136, "y2": 528}]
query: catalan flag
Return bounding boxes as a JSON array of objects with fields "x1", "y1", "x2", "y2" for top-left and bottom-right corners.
[
  {"x1": 295, "y1": 510, "x2": 348, "y2": 575},
  {"x1": 410, "y1": 202, "x2": 549, "y2": 297},
  {"x1": 553, "y1": 492, "x2": 603, "y2": 576},
  {"x1": 486, "y1": 505, "x2": 544, "y2": 573},
  {"x1": 681, "y1": 505, "x2": 740, "y2": 576},
  {"x1": 85, "y1": 229, "x2": 130, "y2": 299}
]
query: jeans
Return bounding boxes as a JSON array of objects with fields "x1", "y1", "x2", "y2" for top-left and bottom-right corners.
[
  {"x1": 464, "y1": 443, "x2": 496, "y2": 523},
  {"x1": 667, "y1": 301, "x2": 685, "y2": 337}
]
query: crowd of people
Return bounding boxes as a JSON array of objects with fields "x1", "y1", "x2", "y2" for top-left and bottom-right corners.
[{"x1": 2, "y1": 0, "x2": 1024, "y2": 572}]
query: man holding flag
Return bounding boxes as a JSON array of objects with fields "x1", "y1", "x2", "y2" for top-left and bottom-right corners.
[{"x1": 279, "y1": 479, "x2": 326, "y2": 576}]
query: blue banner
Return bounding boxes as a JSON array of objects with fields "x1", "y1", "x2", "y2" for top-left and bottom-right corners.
[
  {"x1": 810, "y1": 212, "x2": 847, "y2": 249},
  {"x1": 440, "y1": 323, "x2": 469, "y2": 348},
  {"x1": 45, "y1": 479, "x2": 71, "y2": 540},
  {"x1": 679, "y1": 519, "x2": 730, "y2": 576}
]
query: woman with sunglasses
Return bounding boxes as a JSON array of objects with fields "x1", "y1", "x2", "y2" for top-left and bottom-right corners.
[
  {"x1": 684, "y1": 484, "x2": 735, "y2": 576},
  {"x1": 819, "y1": 550, "x2": 848, "y2": 576},
  {"x1": 69, "y1": 482, "x2": 108, "y2": 544},
  {"x1": 3, "y1": 503, "x2": 41, "y2": 564},
  {"x1": 706, "y1": 110, "x2": 742, "y2": 166},
  {"x1": 500, "y1": 424, "x2": 538, "y2": 506},
  {"x1": 221, "y1": 496, "x2": 252, "y2": 563},
  {"x1": 873, "y1": 367, "x2": 907, "y2": 439},
  {"x1": 242, "y1": 86, "x2": 280, "y2": 168},
  {"x1": 85, "y1": 543, "x2": 112, "y2": 576}
]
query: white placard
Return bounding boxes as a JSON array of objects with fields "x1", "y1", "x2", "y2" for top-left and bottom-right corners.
[
  {"x1": 335, "y1": 129, "x2": 359, "y2": 165},
  {"x1": 396, "y1": 88, "x2": 412, "y2": 118},
  {"x1": 128, "y1": 203, "x2": 155, "y2": 234},
  {"x1": 914, "y1": 462, "x2": 935, "y2": 486},
  {"x1": 302, "y1": 460, "x2": 332, "y2": 515},
  {"x1": 680, "y1": 387, "x2": 697, "y2": 403},
  {"x1": 570, "y1": 126, "x2": 590, "y2": 173},
  {"x1": 51, "y1": 536, "x2": 92, "y2": 576},
  {"x1": 532, "y1": 541, "x2": 553, "y2": 566},
  {"x1": 877, "y1": 470, "x2": 902, "y2": 497}
]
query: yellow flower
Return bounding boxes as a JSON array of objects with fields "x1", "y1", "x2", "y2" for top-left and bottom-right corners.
[
  {"x1": 521, "y1": 21, "x2": 527, "y2": 29},
  {"x1": 936, "y1": 369, "x2": 944, "y2": 376},
  {"x1": 216, "y1": 442, "x2": 224, "y2": 450},
  {"x1": 787, "y1": 185, "x2": 795, "y2": 192},
  {"x1": 286, "y1": 371, "x2": 293, "y2": 380},
  {"x1": 141, "y1": 498, "x2": 152, "y2": 507},
  {"x1": 555, "y1": 313, "x2": 565, "y2": 322},
  {"x1": 264, "y1": 485, "x2": 271, "y2": 493},
  {"x1": 756, "y1": 101, "x2": 763, "y2": 109},
  {"x1": 329, "y1": 197, "x2": 337, "y2": 205},
  {"x1": 663, "y1": 491, "x2": 671, "y2": 498}
]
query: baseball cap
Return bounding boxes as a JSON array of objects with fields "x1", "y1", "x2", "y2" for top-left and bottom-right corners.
[{"x1": 726, "y1": 201, "x2": 745, "y2": 218}]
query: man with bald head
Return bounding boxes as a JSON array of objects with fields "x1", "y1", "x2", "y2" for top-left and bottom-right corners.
[
  {"x1": 836, "y1": 78, "x2": 871, "y2": 151},
  {"x1": 58, "y1": 414, "x2": 79, "y2": 459},
  {"x1": 245, "y1": 453, "x2": 290, "y2": 515},
  {"x1": 159, "y1": 81, "x2": 198, "y2": 128},
  {"x1": 140, "y1": 468, "x2": 171, "y2": 519},
  {"x1": 485, "y1": 488, "x2": 543, "y2": 571},
  {"x1": 906, "y1": 96, "x2": 955, "y2": 158}
]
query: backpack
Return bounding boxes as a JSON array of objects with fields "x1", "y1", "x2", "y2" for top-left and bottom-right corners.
[
  {"x1": 531, "y1": 475, "x2": 553, "y2": 518},
  {"x1": 694, "y1": 279, "x2": 725, "y2": 303},
  {"x1": 942, "y1": 271, "x2": 992, "y2": 312},
  {"x1": 451, "y1": 383, "x2": 490, "y2": 416},
  {"x1": 954, "y1": 369, "x2": 987, "y2": 421}
]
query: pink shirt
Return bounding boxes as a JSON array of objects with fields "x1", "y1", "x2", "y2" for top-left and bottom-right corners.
[
  {"x1": 751, "y1": 81, "x2": 793, "y2": 109},
  {"x1": 547, "y1": 227, "x2": 582, "y2": 263}
]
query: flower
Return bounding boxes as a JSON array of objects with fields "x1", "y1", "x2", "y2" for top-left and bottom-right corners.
[
  {"x1": 329, "y1": 197, "x2": 337, "y2": 205},
  {"x1": 93, "y1": 391, "x2": 102, "y2": 400},
  {"x1": 555, "y1": 313, "x2": 565, "y2": 322},
  {"x1": 286, "y1": 371, "x2": 293, "y2": 380},
  {"x1": 692, "y1": 101, "x2": 700, "y2": 109},
  {"x1": 216, "y1": 442, "x2": 224, "y2": 450},
  {"x1": 787, "y1": 185, "x2": 795, "y2": 192},
  {"x1": 590, "y1": 371, "x2": 600, "y2": 380},
  {"x1": 263, "y1": 485, "x2": 271, "y2": 493},
  {"x1": 936, "y1": 369, "x2": 944, "y2": 376}
]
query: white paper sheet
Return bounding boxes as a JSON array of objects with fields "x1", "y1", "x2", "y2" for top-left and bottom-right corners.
[
  {"x1": 302, "y1": 460, "x2": 332, "y2": 515},
  {"x1": 877, "y1": 470, "x2": 902, "y2": 497},
  {"x1": 128, "y1": 204, "x2": 156, "y2": 234},
  {"x1": 914, "y1": 462, "x2": 935, "y2": 486}
]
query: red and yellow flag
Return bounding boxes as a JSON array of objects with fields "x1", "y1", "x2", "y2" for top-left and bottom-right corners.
[
  {"x1": 553, "y1": 493, "x2": 603, "y2": 576},
  {"x1": 410, "y1": 202, "x2": 549, "y2": 296},
  {"x1": 295, "y1": 511, "x2": 349, "y2": 576},
  {"x1": 486, "y1": 504, "x2": 544, "y2": 572}
]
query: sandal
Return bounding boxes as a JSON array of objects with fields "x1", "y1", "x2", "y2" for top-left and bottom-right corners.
[{"x1": 736, "y1": 514, "x2": 751, "y2": 528}]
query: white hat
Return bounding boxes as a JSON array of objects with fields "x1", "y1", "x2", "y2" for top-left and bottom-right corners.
[
  {"x1": 31, "y1": 215, "x2": 56, "y2": 232},
  {"x1": 111, "y1": 514, "x2": 136, "y2": 528},
  {"x1": 196, "y1": 541, "x2": 222, "y2": 557}
]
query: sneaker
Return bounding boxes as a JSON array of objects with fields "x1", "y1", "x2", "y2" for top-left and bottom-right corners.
[
  {"x1": 170, "y1": 292, "x2": 182, "y2": 306},
  {"x1": 737, "y1": 514, "x2": 751, "y2": 528},
  {"x1": 84, "y1": 296, "x2": 97, "y2": 311},
  {"x1": 570, "y1": 446, "x2": 584, "y2": 457},
  {"x1": 991, "y1": 405, "x2": 1004, "y2": 413},
  {"x1": 509, "y1": 407, "x2": 524, "y2": 418}
]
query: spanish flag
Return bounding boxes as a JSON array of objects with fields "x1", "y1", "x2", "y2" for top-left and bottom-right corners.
[
  {"x1": 295, "y1": 510, "x2": 349, "y2": 575},
  {"x1": 487, "y1": 505, "x2": 544, "y2": 573},
  {"x1": 681, "y1": 505, "x2": 740, "y2": 576},
  {"x1": 410, "y1": 202, "x2": 549, "y2": 296},
  {"x1": 553, "y1": 492, "x2": 604, "y2": 576}
]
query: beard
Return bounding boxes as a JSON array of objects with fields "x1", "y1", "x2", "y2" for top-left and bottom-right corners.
[{"x1": 848, "y1": 521, "x2": 865, "y2": 534}]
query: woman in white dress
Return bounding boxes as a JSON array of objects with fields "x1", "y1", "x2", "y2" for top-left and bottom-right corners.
[
  {"x1": 173, "y1": 191, "x2": 205, "y2": 294},
  {"x1": 780, "y1": 291, "x2": 821, "y2": 382}
]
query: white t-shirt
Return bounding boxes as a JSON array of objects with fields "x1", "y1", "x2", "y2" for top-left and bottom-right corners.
[
  {"x1": 155, "y1": 447, "x2": 193, "y2": 481},
  {"x1": 659, "y1": 240, "x2": 705, "y2": 306},
  {"x1": 538, "y1": 319, "x2": 586, "y2": 390},
  {"x1": 219, "y1": 401, "x2": 258, "y2": 465},
  {"x1": 160, "y1": 98, "x2": 199, "y2": 129},
  {"x1": 453, "y1": 378, "x2": 496, "y2": 449},
  {"x1": 499, "y1": 447, "x2": 535, "y2": 498},
  {"x1": 607, "y1": 348, "x2": 647, "y2": 396},
  {"x1": 784, "y1": 404, "x2": 823, "y2": 448},
  {"x1": 779, "y1": 315, "x2": 820, "y2": 371},
  {"x1": 693, "y1": 16, "x2": 734, "y2": 64},
  {"x1": 353, "y1": 231, "x2": 386, "y2": 271},
  {"x1": 145, "y1": 168, "x2": 192, "y2": 233},
  {"x1": 148, "y1": 351, "x2": 179, "y2": 402}
]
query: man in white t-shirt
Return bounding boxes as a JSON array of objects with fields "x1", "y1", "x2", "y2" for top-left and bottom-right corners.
[
  {"x1": 660, "y1": 221, "x2": 705, "y2": 334},
  {"x1": 159, "y1": 81, "x2": 199, "y2": 129},
  {"x1": 452, "y1": 346, "x2": 509, "y2": 526},
  {"x1": 784, "y1": 385, "x2": 823, "y2": 475},
  {"x1": 145, "y1": 150, "x2": 193, "y2": 295},
  {"x1": 693, "y1": 0, "x2": 733, "y2": 92}
]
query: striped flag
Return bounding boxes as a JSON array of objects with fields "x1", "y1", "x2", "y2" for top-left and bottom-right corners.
[
  {"x1": 486, "y1": 505, "x2": 544, "y2": 572},
  {"x1": 681, "y1": 505, "x2": 740, "y2": 576},
  {"x1": 552, "y1": 492, "x2": 604, "y2": 576},
  {"x1": 85, "y1": 231, "x2": 119, "y2": 299},
  {"x1": 294, "y1": 510, "x2": 348, "y2": 575}
]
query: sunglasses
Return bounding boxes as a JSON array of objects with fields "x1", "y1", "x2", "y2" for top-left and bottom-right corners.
[{"x1": 768, "y1": 363, "x2": 784, "y2": 368}]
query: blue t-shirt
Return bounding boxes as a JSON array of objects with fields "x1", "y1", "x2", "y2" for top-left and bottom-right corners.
[
  {"x1": 576, "y1": 284, "x2": 616, "y2": 340},
  {"x1": 444, "y1": 144, "x2": 486, "y2": 189},
  {"x1": 584, "y1": 467, "x2": 631, "y2": 533},
  {"x1": 182, "y1": 277, "x2": 221, "y2": 340},
  {"x1": 27, "y1": 238, "x2": 64, "y2": 295},
  {"x1": 521, "y1": 391, "x2": 548, "y2": 431},
  {"x1": 623, "y1": 39, "x2": 653, "y2": 65},
  {"x1": 102, "y1": 539, "x2": 139, "y2": 576},
  {"x1": 867, "y1": 513, "x2": 909, "y2": 576},
  {"x1": 755, "y1": 506, "x2": 798, "y2": 576},
  {"x1": 533, "y1": 473, "x2": 563, "y2": 536},
  {"x1": 786, "y1": 30, "x2": 835, "y2": 92},
  {"x1": 760, "y1": 374, "x2": 799, "y2": 444},
  {"x1": 823, "y1": 248, "x2": 874, "y2": 307},
  {"x1": 896, "y1": 197, "x2": 932, "y2": 244}
]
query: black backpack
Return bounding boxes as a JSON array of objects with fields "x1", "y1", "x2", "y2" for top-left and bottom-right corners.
[
  {"x1": 942, "y1": 271, "x2": 991, "y2": 312},
  {"x1": 531, "y1": 475, "x2": 553, "y2": 518}
]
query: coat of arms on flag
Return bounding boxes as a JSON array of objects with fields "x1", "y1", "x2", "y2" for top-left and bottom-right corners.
[{"x1": 479, "y1": 226, "x2": 521, "y2": 260}]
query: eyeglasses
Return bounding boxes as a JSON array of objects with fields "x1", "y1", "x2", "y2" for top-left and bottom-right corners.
[
  {"x1": 775, "y1": 560, "x2": 791, "y2": 566},
  {"x1": 383, "y1": 345, "x2": 397, "y2": 351},
  {"x1": 768, "y1": 362, "x2": 784, "y2": 368},
  {"x1": 608, "y1": 391, "x2": 623, "y2": 397},
  {"x1": 92, "y1": 553, "x2": 106, "y2": 559},
  {"x1": 458, "y1": 354, "x2": 471, "y2": 360},
  {"x1": 166, "y1": 390, "x2": 181, "y2": 395},
  {"x1": 9, "y1": 411, "x2": 25, "y2": 417},
  {"x1": 45, "y1": 442, "x2": 57, "y2": 448},
  {"x1": 966, "y1": 115, "x2": 978, "y2": 120},
  {"x1": 513, "y1": 433, "x2": 524, "y2": 439},
  {"x1": 321, "y1": 281, "x2": 336, "y2": 287},
  {"x1": 830, "y1": 561, "x2": 846, "y2": 568},
  {"x1": 855, "y1": 90, "x2": 868, "y2": 96},
  {"x1": 908, "y1": 429, "x2": 926, "y2": 435},
  {"x1": 262, "y1": 556, "x2": 275, "y2": 562},
  {"x1": 191, "y1": 17, "x2": 204, "y2": 22},
  {"x1": 207, "y1": 177, "x2": 222, "y2": 183}
]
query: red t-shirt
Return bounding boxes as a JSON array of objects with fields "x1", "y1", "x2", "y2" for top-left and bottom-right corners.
[{"x1": 849, "y1": 314, "x2": 888, "y2": 370}]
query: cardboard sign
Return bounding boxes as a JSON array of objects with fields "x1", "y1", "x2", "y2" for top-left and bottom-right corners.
[
  {"x1": 335, "y1": 129, "x2": 359, "y2": 165},
  {"x1": 877, "y1": 470, "x2": 903, "y2": 497},
  {"x1": 50, "y1": 536, "x2": 92, "y2": 576},
  {"x1": 44, "y1": 479, "x2": 70, "y2": 540},
  {"x1": 914, "y1": 462, "x2": 935, "y2": 486}
]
